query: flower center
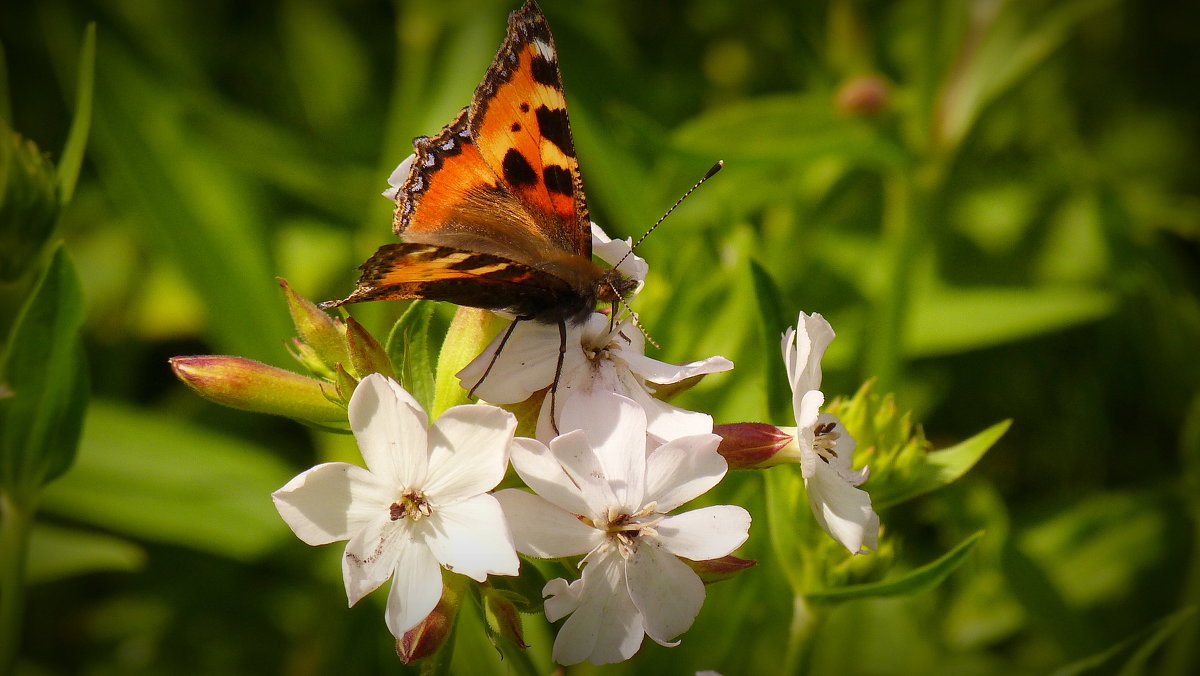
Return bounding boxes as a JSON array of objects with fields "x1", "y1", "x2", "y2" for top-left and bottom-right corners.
[
  {"x1": 599, "y1": 503, "x2": 661, "y2": 559},
  {"x1": 813, "y1": 421, "x2": 841, "y2": 463},
  {"x1": 389, "y1": 489, "x2": 432, "y2": 522},
  {"x1": 582, "y1": 321, "x2": 633, "y2": 363}
]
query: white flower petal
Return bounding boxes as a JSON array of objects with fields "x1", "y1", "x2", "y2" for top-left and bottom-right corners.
[
  {"x1": 807, "y1": 461, "x2": 880, "y2": 554},
  {"x1": 422, "y1": 404, "x2": 514, "y2": 501},
  {"x1": 272, "y1": 462, "x2": 392, "y2": 545},
  {"x1": 342, "y1": 515, "x2": 405, "y2": 606},
  {"x1": 348, "y1": 374, "x2": 428, "y2": 488},
  {"x1": 550, "y1": 551, "x2": 645, "y2": 665},
  {"x1": 546, "y1": 429, "x2": 621, "y2": 518},
  {"x1": 423, "y1": 494, "x2": 518, "y2": 581},
  {"x1": 455, "y1": 320, "x2": 579, "y2": 404},
  {"x1": 543, "y1": 576, "x2": 584, "y2": 622},
  {"x1": 816, "y1": 414, "x2": 869, "y2": 485},
  {"x1": 656, "y1": 505, "x2": 751, "y2": 560},
  {"x1": 495, "y1": 489, "x2": 601, "y2": 558},
  {"x1": 508, "y1": 436, "x2": 595, "y2": 517},
  {"x1": 642, "y1": 433, "x2": 727, "y2": 512},
  {"x1": 382, "y1": 154, "x2": 415, "y2": 201},
  {"x1": 783, "y1": 312, "x2": 834, "y2": 396},
  {"x1": 591, "y1": 223, "x2": 648, "y2": 283},
  {"x1": 620, "y1": 351, "x2": 733, "y2": 385},
  {"x1": 626, "y1": 541, "x2": 704, "y2": 646},
  {"x1": 561, "y1": 391, "x2": 647, "y2": 511},
  {"x1": 383, "y1": 539, "x2": 443, "y2": 637},
  {"x1": 624, "y1": 384, "x2": 715, "y2": 443}
]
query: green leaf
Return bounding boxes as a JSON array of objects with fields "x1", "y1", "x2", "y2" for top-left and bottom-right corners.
[
  {"x1": 873, "y1": 419, "x2": 1011, "y2": 508},
  {"x1": 40, "y1": 401, "x2": 294, "y2": 560},
  {"x1": 806, "y1": 531, "x2": 984, "y2": 605},
  {"x1": 55, "y1": 23, "x2": 95, "y2": 205},
  {"x1": 906, "y1": 285, "x2": 1116, "y2": 357},
  {"x1": 672, "y1": 94, "x2": 906, "y2": 169},
  {"x1": 749, "y1": 261, "x2": 791, "y2": 422},
  {"x1": 386, "y1": 300, "x2": 437, "y2": 412},
  {"x1": 1049, "y1": 606, "x2": 1197, "y2": 676},
  {"x1": 27, "y1": 523, "x2": 144, "y2": 584},
  {"x1": 0, "y1": 244, "x2": 88, "y2": 492}
]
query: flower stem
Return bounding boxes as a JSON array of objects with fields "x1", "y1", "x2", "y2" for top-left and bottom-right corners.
[
  {"x1": 0, "y1": 491, "x2": 35, "y2": 676},
  {"x1": 782, "y1": 594, "x2": 821, "y2": 675}
]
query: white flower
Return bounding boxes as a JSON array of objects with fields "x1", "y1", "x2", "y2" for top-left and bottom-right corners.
[
  {"x1": 495, "y1": 392, "x2": 751, "y2": 665},
  {"x1": 458, "y1": 313, "x2": 732, "y2": 444},
  {"x1": 783, "y1": 312, "x2": 879, "y2": 554},
  {"x1": 272, "y1": 373, "x2": 519, "y2": 638}
]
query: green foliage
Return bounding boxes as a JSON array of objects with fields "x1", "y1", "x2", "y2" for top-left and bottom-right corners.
[
  {"x1": 2, "y1": 0, "x2": 1198, "y2": 673},
  {"x1": 0, "y1": 245, "x2": 88, "y2": 492}
]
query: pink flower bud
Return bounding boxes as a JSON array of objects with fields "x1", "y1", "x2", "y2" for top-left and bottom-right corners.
[
  {"x1": 684, "y1": 554, "x2": 757, "y2": 584},
  {"x1": 713, "y1": 422, "x2": 796, "y2": 469},
  {"x1": 396, "y1": 587, "x2": 457, "y2": 664}
]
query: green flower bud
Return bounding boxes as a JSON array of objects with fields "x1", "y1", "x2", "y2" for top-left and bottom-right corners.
[
  {"x1": 346, "y1": 316, "x2": 394, "y2": 380},
  {"x1": 396, "y1": 582, "x2": 457, "y2": 664},
  {"x1": 278, "y1": 278, "x2": 349, "y2": 373},
  {"x1": 169, "y1": 355, "x2": 347, "y2": 426}
]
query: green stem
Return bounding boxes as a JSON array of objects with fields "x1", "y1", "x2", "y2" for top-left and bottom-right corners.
[
  {"x1": 0, "y1": 491, "x2": 34, "y2": 676},
  {"x1": 782, "y1": 594, "x2": 822, "y2": 675}
]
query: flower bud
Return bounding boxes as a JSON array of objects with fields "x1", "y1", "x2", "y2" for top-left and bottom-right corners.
[
  {"x1": 278, "y1": 278, "x2": 349, "y2": 373},
  {"x1": 484, "y1": 591, "x2": 528, "y2": 649},
  {"x1": 713, "y1": 422, "x2": 797, "y2": 469},
  {"x1": 396, "y1": 584, "x2": 457, "y2": 664},
  {"x1": 346, "y1": 316, "x2": 394, "y2": 380},
  {"x1": 834, "y1": 74, "x2": 890, "y2": 117},
  {"x1": 685, "y1": 554, "x2": 757, "y2": 584},
  {"x1": 169, "y1": 355, "x2": 347, "y2": 425},
  {"x1": 0, "y1": 124, "x2": 61, "y2": 281}
]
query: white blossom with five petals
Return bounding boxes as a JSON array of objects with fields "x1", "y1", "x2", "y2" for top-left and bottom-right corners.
[
  {"x1": 272, "y1": 373, "x2": 520, "y2": 638},
  {"x1": 783, "y1": 312, "x2": 879, "y2": 554},
  {"x1": 495, "y1": 391, "x2": 751, "y2": 665}
]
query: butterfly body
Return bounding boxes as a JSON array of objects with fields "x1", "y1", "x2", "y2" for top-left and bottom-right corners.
[{"x1": 323, "y1": 0, "x2": 635, "y2": 324}]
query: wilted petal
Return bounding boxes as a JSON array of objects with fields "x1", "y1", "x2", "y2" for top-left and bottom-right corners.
[
  {"x1": 807, "y1": 461, "x2": 879, "y2": 554},
  {"x1": 424, "y1": 494, "x2": 518, "y2": 581},
  {"x1": 656, "y1": 505, "x2": 751, "y2": 561},
  {"x1": 349, "y1": 373, "x2": 428, "y2": 487},
  {"x1": 272, "y1": 462, "x2": 393, "y2": 545},
  {"x1": 383, "y1": 540, "x2": 443, "y2": 637},
  {"x1": 495, "y1": 488, "x2": 600, "y2": 558},
  {"x1": 642, "y1": 434, "x2": 726, "y2": 512},
  {"x1": 626, "y1": 542, "x2": 703, "y2": 646},
  {"x1": 551, "y1": 551, "x2": 645, "y2": 665},
  {"x1": 423, "y1": 404, "x2": 514, "y2": 501},
  {"x1": 342, "y1": 515, "x2": 405, "y2": 606}
]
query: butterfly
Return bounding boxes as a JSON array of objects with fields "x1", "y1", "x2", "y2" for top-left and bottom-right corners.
[{"x1": 322, "y1": 0, "x2": 636, "y2": 338}]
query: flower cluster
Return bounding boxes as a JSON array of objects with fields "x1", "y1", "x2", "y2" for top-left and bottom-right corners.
[{"x1": 175, "y1": 158, "x2": 881, "y2": 667}]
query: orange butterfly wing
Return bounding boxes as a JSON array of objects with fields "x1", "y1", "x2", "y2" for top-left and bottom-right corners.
[{"x1": 323, "y1": 1, "x2": 633, "y2": 322}]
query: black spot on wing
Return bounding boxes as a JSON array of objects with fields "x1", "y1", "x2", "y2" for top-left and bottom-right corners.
[
  {"x1": 543, "y1": 165, "x2": 573, "y2": 197},
  {"x1": 535, "y1": 105, "x2": 575, "y2": 158},
  {"x1": 519, "y1": 102, "x2": 530, "y2": 113},
  {"x1": 502, "y1": 149, "x2": 538, "y2": 187},
  {"x1": 531, "y1": 55, "x2": 561, "y2": 88},
  {"x1": 511, "y1": 122, "x2": 522, "y2": 132}
]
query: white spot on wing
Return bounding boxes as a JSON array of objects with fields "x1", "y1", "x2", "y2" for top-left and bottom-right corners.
[{"x1": 534, "y1": 39, "x2": 555, "y2": 60}]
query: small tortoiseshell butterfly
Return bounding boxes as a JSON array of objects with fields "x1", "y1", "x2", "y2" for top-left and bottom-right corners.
[{"x1": 322, "y1": 0, "x2": 637, "y2": 332}]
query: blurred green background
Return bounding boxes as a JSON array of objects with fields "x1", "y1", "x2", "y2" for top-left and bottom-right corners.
[{"x1": 2, "y1": 0, "x2": 1199, "y2": 673}]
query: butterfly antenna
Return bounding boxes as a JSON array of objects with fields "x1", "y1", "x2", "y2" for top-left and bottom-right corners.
[{"x1": 611, "y1": 160, "x2": 724, "y2": 273}]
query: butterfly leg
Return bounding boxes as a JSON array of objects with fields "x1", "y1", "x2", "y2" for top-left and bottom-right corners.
[
  {"x1": 468, "y1": 319, "x2": 521, "y2": 399},
  {"x1": 549, "y1": 319, "x2": 566, "y2": 436}
]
